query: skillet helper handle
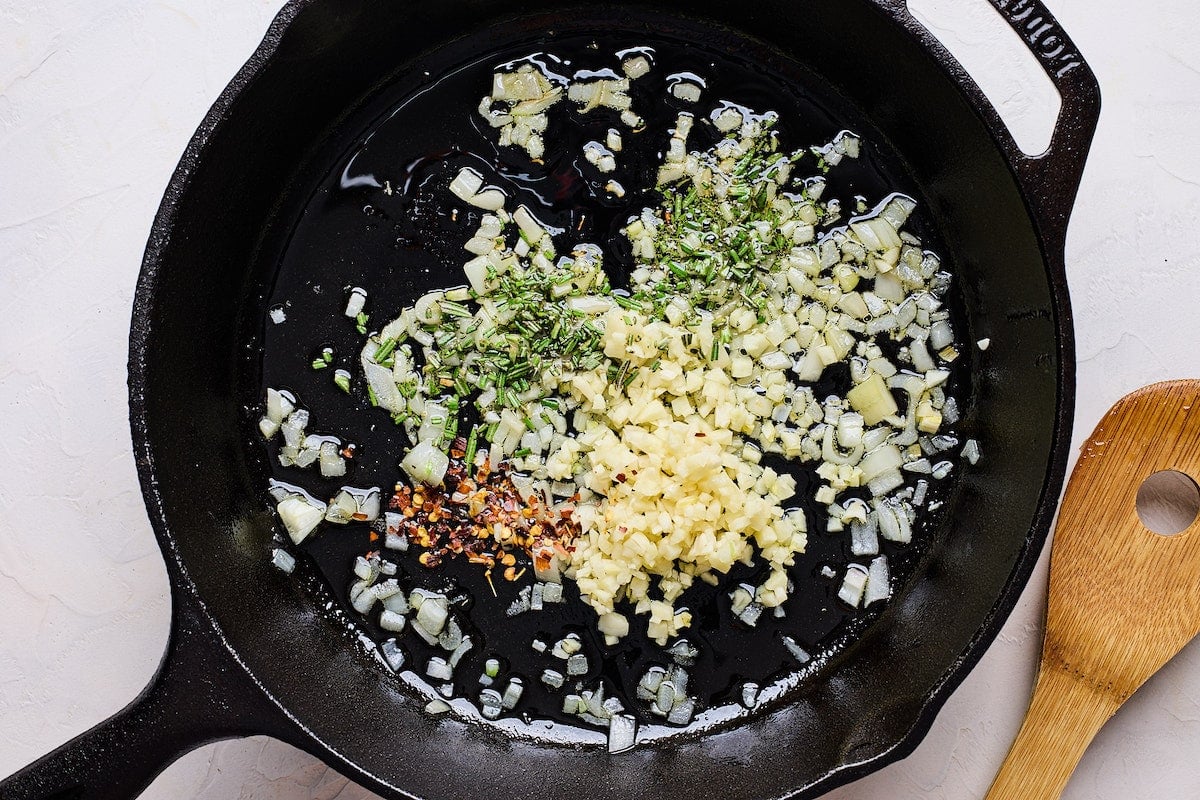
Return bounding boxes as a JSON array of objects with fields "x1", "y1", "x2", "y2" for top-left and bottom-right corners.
[
  {"x1": 883, "y1": 0, "x2": 1101, "y2": 246},
  {"x1": 981, "y1": 0, "x2": 1101, "y2": 245},
  {"x1": 0, "y1": 596, "x2": 288, "y2": 800},
  {"x1": 987, "y1": 381, "x2": 1200, "y2": 799}
]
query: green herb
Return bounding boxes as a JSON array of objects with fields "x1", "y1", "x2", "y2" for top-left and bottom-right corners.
[
  {"x1": 355, "y1": 312, "x2": 370, "y2": 335},
  {"x1": 373, "y1": 338, "x2": 397, "y2": 363},
  {"x1": 464, "y1": 425, "x2": 480, "y2": 466},
  {"x1": 333, "y1": 370, "x2": 352, "y2": 394},
  {"x1": 312, "y1": 346, "x2": 335, "y2": 370}
]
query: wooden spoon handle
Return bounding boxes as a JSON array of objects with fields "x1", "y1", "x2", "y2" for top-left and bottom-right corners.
[{"x1": 985, "y1": 663, "x2": 1120, "y2": 799}]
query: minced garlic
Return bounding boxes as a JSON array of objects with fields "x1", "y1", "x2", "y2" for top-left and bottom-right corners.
[{"x1": 552, "y1": 308, "x2": 806, "y2": 644}]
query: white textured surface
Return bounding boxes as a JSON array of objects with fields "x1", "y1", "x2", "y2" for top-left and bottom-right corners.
[{"x1": 2, "y1": 1, "x2": 1199, "y2": 797}]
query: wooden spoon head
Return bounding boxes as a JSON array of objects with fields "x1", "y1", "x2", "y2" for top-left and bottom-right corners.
[{"x1": 1044, "y1": 379, "x2": 1200, "y2": 703}]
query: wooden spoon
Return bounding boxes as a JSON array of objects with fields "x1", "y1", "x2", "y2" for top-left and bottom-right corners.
[{"x1": 986, "y1": 380, "x2": 1200, "y2": 799}]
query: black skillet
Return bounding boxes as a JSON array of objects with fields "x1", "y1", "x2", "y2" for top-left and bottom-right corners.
[{"x1": 0, "y1": 1, "x2": 1099, "y2": 798}]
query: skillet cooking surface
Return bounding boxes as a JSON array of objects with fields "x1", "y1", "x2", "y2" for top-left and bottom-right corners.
[{"x1": 252, "y1": 25, "x2": 972, "y2": 740}]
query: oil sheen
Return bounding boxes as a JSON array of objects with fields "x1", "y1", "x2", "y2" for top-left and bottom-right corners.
[{"x1": 250, "y1": 31, "x2": 968, "y2": 741}]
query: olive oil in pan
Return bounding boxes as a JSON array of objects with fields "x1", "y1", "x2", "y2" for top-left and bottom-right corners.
[{"x1": 251, "y1": 32, "x2": 970, "y2": 740}]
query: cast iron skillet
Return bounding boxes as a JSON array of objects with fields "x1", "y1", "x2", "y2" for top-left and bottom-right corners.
[{"x1": 1, "y1": 1, "x2": 1099, "y2": 798}]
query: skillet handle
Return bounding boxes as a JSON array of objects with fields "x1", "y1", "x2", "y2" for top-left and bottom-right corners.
[
  {"x1": 889, "y1": 0, "x2": 1101, "y2": 248},
  {"x1": 0, "y1": 594, "x2": 295, "y2": 800},
  {"x1": 984, "y1": 0, "x2": 1100, "y2": 246}
]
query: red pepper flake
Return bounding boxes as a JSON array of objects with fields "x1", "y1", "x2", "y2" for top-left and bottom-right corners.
[{"x1": 385, "y1": 447, "x2": 580, "y2": 581}]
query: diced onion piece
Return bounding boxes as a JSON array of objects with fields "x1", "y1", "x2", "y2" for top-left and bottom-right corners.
[
  {"x1": 850, "y1": 519, "x2": 879, "y2": 556},
  {"x1": 266, "y1": 388, "x2": 294, "y2": 424},
  {"x1": 847, "y1": 373, "x2": 898, "y2": 425},
  {"x1": 608, "y1": 714, "x2": 638, "y2": 753},
  {"x1": 425, "y1": 699, "x2": 451, "y2": 715},
  {"x1": 713, "y1": 106, "x2": 743, "y2": 132},
  {"x1": 276, "y1": 494, "x2": 326, "y2": 544},
  {"x1": 271, "y1": 548, "x2": 296, "y2": 573},
  {"x1": 622, "y1": 55, "x2": 651, "y2": 80},
  {"x1": 418, "y1": 402, "x2": 449, "y2": 443},
  {"x1": 324, "y1": 490, "x2": 357, "y2": 524},
  {"x1": 413, "y1": 291, "x2": 444, "y2": 326},
  {"x1": 416, "y1": 598, "x2": 449, "y2": 635},
  {"x1": 566, "y1": 295, "x2": 614, "y2": 314},
  {"x1": 426, "y1": 657, "x2": 454, "y2": 682},
  {"x1": 929, "y1": 320, "x2": 954, "y2": 350},
  {"x1": 500, "y1": 678, "x2": 525, "y2": 709},
  {"x1": 449, "y1": 167, "x2": 484, "y2": 202},
  {"x1": 380, "y1": 610, "x2": 407, "y2": 632},
  {"x1": 864, "y1": 556, "x2": 891, "y2": 605},
  {"x1": 931, "y1": 460, "x2": 954, "y2": 480},
  {"x1": 469, "y1": 188, "x2": 507, "y2": 211},
  {"x1": 344, "y1": 287, "x2": 367, "y2": 319},
  {"x1": 319, "y1": 441, "x2": 346, "y2": 478},
  {"x1": 258, "y1": 416, "x2": 280, "y2": 440},
  {"x1": 877, "y1": 501, "x2": 913, "y2": 543},
  {"x1": 357, "y1": 488, "x2": 381, "y2": 521},
  {"x1": 380, "y1": 639, "x2": 406, "y2": 671},
  {"x1": 858, "y1": 444, "x2": 903, "y2": 483},
  {"x1": 670, "y1": 81, "x2": 702, "y2": 103},
  {"x1": 362, "y1": 359, "x2": 405, "y2": 414},
  {"x1": 463, "y1": 256, "x2": 492, "y2": 295},
  {"x1": 666, "y1": 698, "x2": 695, "y2": 725},
  {"x1": 838, "y1": 565, "x2": 869, "y2": 607},
  {"x1": 513, "y1": 205, "x2": 547, "y2": 242},
  {"x1": 401, "y1": 441, "x2": 450, "y2": 486},
  {"x1": 597, "y1": 613, "x2": 629, "y2": 638}
]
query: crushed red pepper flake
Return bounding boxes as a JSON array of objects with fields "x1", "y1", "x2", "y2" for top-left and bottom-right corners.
[{"x1": 385, "y1": 436, "x2": 579, "y2": 581}]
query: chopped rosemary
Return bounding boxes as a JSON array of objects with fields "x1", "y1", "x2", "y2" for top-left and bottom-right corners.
[
  {"x1": 464, "y1": 425, "x2": 480, "y2": 466},
  {"x1": 373, "y1": 338, "x2": 397, "y2": 363},
  {"x1": 312, "y1": 347, "x2": 335, "y2": 370}
]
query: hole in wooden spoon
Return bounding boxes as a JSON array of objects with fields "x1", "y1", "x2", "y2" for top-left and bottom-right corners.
[{"x1": 1135, "y1": 470, "x2": 1200, "y2": 536}]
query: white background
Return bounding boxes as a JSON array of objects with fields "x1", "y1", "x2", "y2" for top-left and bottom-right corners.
[{"x1": 2, "y1": 0, "x2": 1199, "y2": 797}]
